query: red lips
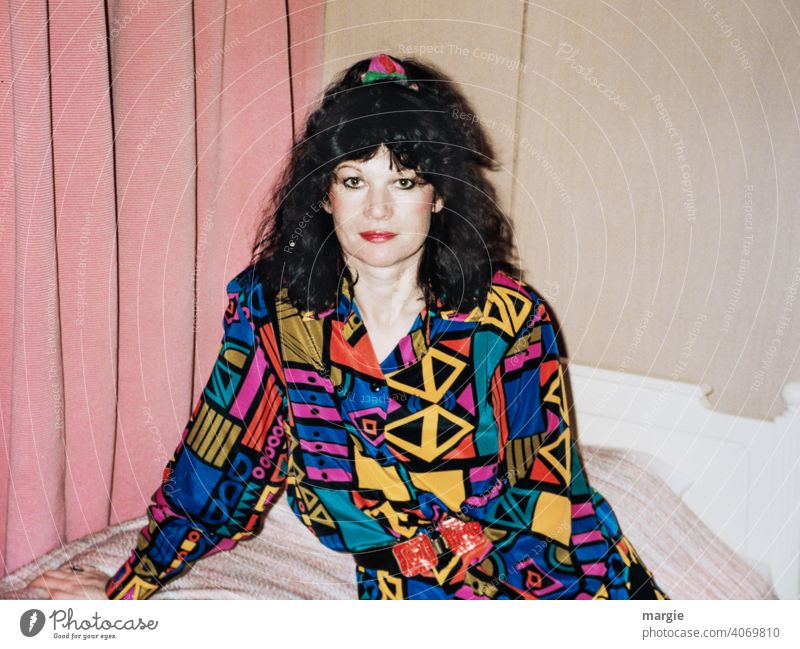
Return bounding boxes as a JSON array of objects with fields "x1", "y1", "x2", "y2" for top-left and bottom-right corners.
[{"x1": 359, "y1": 231, "x2": 397, "y2": 242}]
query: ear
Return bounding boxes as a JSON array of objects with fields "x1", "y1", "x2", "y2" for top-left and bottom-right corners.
[
  {"x1": 433, "y1": 193, "x2": 444, "y2": 214},
  {"x1": 321, "y1": 193, "x2": 332, "y2": 214}
]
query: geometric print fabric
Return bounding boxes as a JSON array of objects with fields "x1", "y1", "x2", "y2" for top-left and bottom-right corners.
[{"x1": 106, "y1": 265, "x2": 668, "y2": 600}]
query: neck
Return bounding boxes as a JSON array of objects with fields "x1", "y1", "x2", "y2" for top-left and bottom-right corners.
[{"x1": 345, "y1": 256, "x2": 424, "y2": 326}]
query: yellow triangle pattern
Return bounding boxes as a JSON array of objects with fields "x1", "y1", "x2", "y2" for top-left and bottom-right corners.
[
  {"x1": 386, "y1": 347, "x2": 466, "y2": 402},
  {"x1": 385, "y1": 406, "x2": 472, "y2": 463},
  {"x1": 481, "y1": 286, "x2": 533, "y2": 336},
  {"x1": 376, "y1": 569, "x2": 404, "y2": 599},
  {"x1": 537, "y1": 429, "x2": 571, "y2": 484}
]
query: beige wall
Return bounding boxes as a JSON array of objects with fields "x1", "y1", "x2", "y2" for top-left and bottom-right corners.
[{"x1": 322, "y1": 0, "x2": 800, "y2": 421}]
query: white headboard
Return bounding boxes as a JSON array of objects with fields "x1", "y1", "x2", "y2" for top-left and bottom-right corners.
[{"x1": 568, "y1": 361, "x2": 800, "y2": 600}]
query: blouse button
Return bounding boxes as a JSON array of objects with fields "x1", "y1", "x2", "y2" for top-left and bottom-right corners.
[
  {"x1": 376, "y1": 451, "x2": 391, "y2": 466},
  {"x1": 370, "y1": 381, "x2": 382, "y2": 392}
]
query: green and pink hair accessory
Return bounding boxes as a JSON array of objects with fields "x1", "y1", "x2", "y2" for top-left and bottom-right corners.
[{"x1": 359, "y1": 53, "x2": 420, "y2": 91}]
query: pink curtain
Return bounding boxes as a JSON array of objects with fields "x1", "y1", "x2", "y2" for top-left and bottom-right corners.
[{"x1": 0, "y1": 0, "x2": 324, "y2": 577}]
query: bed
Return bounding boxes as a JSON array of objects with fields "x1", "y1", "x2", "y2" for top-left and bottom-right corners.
[{"x1": 0, "y1": 444, "x2": 777, "y2": 600}]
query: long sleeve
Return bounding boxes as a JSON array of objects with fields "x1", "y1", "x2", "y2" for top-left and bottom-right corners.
[
  {"x1": 489, "y1": 293, "x2": 580, "y2": 548},
  {"x1": 492, "y1": 291, "x2": 668, "y2": 598},
  {"x1": 106, "y1": 273, "x2": 290, "y2": 600}
]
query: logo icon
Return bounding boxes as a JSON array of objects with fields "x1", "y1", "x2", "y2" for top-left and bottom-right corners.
[{"x1": 20, "y1": 609, "x2": 45, "y2": 637}]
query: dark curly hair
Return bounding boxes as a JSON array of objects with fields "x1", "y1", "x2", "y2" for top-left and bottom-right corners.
[{"x1": 250, "y1": 54, "x2": 523, "y2": 314}]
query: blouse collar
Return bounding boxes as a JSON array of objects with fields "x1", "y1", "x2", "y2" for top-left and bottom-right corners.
[{"x1": 299, "y1": 272, "x2": 443, "y2": 352}]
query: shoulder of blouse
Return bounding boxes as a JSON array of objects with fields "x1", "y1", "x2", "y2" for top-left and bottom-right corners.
[
  {"x1": 490, "y1": 269, "x2": 549, "y2": 333},
  {"x1": 224, "y1": 262, "x2": 275, "y2": 328}
]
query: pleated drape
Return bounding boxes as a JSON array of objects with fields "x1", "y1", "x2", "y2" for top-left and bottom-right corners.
[{"x1": 0, "y1": 0, "x2": 324, "y2": 577}]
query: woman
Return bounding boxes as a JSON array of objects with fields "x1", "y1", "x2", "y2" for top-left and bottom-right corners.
[{"x1": 29, "y1": 53, "x2": 668, "y2": 600}]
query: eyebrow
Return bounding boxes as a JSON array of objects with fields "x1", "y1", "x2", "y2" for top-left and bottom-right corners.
[{"x1": 334, "y1": 164, "x2": 416, "y2": 174}]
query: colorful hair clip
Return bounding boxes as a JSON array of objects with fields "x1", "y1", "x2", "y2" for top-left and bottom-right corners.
[{"x1": 359, "y1": 53, "x2": 419, "y2": 91}]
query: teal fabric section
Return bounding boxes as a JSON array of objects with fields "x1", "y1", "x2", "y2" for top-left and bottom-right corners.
[
  {"x1": 313, "y1": 488, "x2": 396, "y2": 550},
  {"x1": 472, "y1": 329, "x2": 508, "y2": 455}
]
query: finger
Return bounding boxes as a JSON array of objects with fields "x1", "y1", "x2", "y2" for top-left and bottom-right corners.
[
  {"x1": 33, "y1": 573, "x2": 67, "y2": 585},
  {"x1": 55, "y1": 565, "x2": 95, "y2": 575},
  {"x1": 27, "y1": 575, "x2": 61, "y2": 589},
  {"x1": 28, "y1": 575, "x2": 81, "y2": 591},
  {"x1": 53, "y1": 565, "x2": 105, "y2": 576},
  {"x1": 31, "y1": 585, "x2": 64, "y2": 599},
  {"x1": 50, "y1": 590, "x2": 79, "y2": 600},
  {"x1": 30, "y1": 589, "x2": 53, "y2": 600},
  {"x1": 49, "y1": 586, "x2": 106, "y2": 600},
  {"x1": 33, "y1": 568, "x2": 74, "y2": 580},
  {"x1": 29, "y1": 568, "x2": 107, "y2": 591},
  {"x1": 38, "y1": 569, "x2": 101, "y2": 581}
]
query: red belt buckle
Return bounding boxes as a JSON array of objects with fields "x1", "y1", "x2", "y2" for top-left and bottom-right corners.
[
  {"x1": 438, "y1": 516, "x2": 488, "y2": 555},
  {"x1": 391, "y1": 534, "x2": 437, "y2": 577}
]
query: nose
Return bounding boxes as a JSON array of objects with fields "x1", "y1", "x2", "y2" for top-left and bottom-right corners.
[{"x1": 365, "y1": 183, "x2": 391, "y2": 220}]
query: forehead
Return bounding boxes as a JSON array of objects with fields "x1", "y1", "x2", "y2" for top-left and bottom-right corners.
[
  {"x1": 333, "y1": 159, "x2": 415, "y2": 173},
  {"x1": 333, "y1": 146, "x2": 415, "y2": 173}
]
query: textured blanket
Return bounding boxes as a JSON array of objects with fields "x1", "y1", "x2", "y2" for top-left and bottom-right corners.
[{"x1": 0, "y1": 446, "x2": 776, "y2": 599}]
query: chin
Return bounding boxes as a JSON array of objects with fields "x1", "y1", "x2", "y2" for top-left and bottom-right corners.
[
  {"x1": 354, "y1": 253, "x2": 406, "y2": 268},
  {"x1": 348, "y1": 245, "x2": 409, "y2": 267}
]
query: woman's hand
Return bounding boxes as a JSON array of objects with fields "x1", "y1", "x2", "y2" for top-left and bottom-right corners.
[{"x1": 26, "y1": 566, "x2": 110, "y2": 599}]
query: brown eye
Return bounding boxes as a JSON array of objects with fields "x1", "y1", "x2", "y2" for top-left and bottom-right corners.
[
  {"x1": 396, "y1": 178, "x2": 415, "y2": 189},
  {"x1": 342, "y1": 176, "x2": 362, "y2": 188}
]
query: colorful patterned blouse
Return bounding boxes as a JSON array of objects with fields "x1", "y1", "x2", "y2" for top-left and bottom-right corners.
[{"x1": 106, "y1": 264, "x2": 668, "y2": 600}]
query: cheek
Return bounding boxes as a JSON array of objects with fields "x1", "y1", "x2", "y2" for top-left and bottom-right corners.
[
  {"x1": 329, "y1": 195, "x2": 361, "y2": 229},
  {"x1": 328, "y1": 188, "x2": 356, "y2": 212},
  {"x1": 411, "y1": 206, "x2": 432, "y2": 236}
]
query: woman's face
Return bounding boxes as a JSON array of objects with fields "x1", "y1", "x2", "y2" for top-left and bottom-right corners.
[{"x1": 323, "y1": 145, "x2": 443, "y2": 272}]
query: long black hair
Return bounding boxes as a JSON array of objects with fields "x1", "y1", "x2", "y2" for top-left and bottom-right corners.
[{"x1": 251, "y1": 54, "x2": 523, "y2": 313}]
